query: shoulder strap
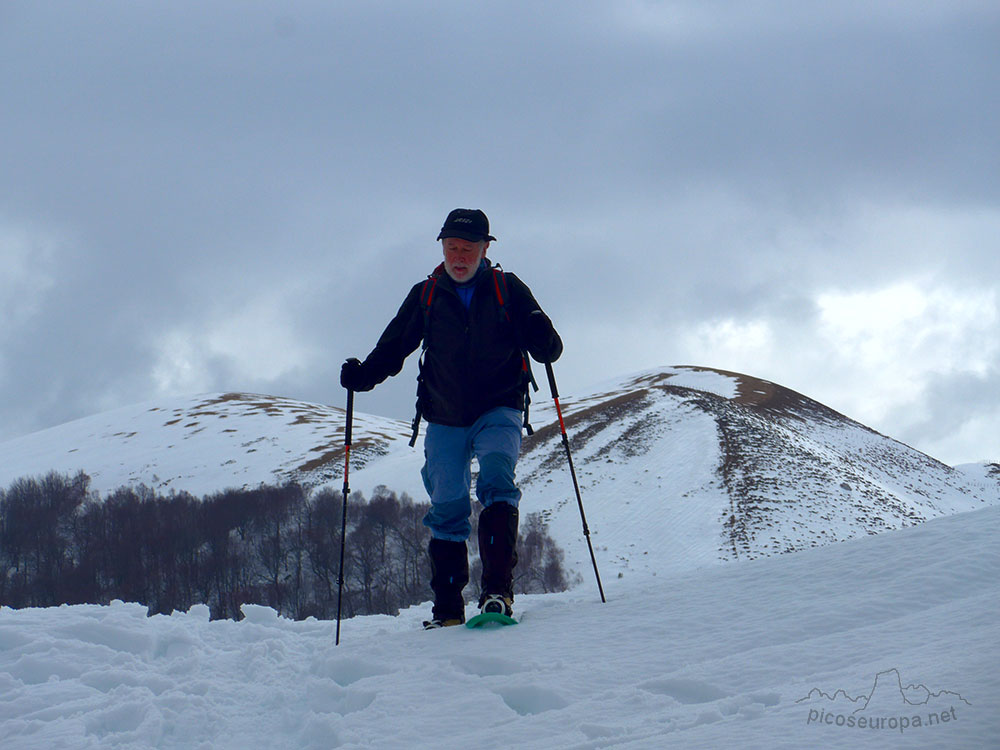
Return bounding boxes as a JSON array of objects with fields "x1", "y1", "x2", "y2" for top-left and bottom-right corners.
[
  {"x1": 418, "y1": 264, "x2": 446, "y2": 348},
  {"x1": 491, "y1": 265, "x2": 511, "y2": 321},
  {"x1": 410, "y1": 267, "x2": 443, "y2": 447},
  {"x1": 491, "y1": 264, "x2": 538, "y2": 435},
  {"x1": 419, "y1": 276, "x2": 438, "y2": 338}
]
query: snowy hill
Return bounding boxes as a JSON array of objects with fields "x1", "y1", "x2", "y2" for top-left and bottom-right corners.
[
  {"x1": 3, "y1": 502, "x2": 997, "y2": 748},
  {"x1": 0, "y1": 391, "x2": 414, "y2": 497},
  {"x1": 515, "y1": 367, "x2": 1000, "y2": 577},
  {"x1": 1, "y1": 366, "x2": 997, "y2": 583}
]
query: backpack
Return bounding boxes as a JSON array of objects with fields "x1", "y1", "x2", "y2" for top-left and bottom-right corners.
[{"x1": 408, "y1": 262, "x2": 538, "y2": 446}]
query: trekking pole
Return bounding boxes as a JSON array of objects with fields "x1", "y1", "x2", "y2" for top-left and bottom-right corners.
[
  {"x1": 335, "y1": 388, "x2": 354, "y2": 645},
  {"x1": 545, "y1": 362, "x2": 606, "y2": 603}
]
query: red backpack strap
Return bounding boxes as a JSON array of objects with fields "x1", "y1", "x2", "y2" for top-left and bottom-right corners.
[
  {"x1": 418, "y1": 266, "x2": 445, "y2": 342},
  {"x1": 420, "y1": 275, "x2": 438, "y2": 312},
  {"x1": 491, "y1": 265, "x2": 512, "y2": 322},
  {"x1": 491, "y1": 264, "x2": 537, "y2": 435},
  {"x1": 410, "y1": 266, "x2": 444, "y2": 447}
]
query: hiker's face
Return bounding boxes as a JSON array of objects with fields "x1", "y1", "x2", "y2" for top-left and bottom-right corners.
[{"x1": 442, "y1": 238, "x2": 488, "y2": 283}]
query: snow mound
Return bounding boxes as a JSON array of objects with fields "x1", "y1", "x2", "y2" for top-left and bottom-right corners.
[{"x1": 2, "y1": 505, "x2": 997, "y2": 749}]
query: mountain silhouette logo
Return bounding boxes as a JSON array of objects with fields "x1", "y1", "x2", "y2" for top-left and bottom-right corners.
[{"x1": 797, "y1": 668, "x2": 971, "y2": 713}]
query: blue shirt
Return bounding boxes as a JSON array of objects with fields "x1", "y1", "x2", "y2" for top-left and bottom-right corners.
[{"x1": 455, "y1": 260, "x2": 488, "y2": 309}]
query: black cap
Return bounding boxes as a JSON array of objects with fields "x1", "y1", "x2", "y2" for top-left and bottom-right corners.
[{"x1": 437, "y1": 208, "x2": 497, "y2": 243}]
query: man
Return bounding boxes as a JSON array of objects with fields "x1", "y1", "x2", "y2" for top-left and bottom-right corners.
[{"x1": 340, "y1": 208, "x2": 562, "y2": 628}]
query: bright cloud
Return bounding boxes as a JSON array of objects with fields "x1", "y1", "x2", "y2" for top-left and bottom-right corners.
[
  {"x1": 817, "y1": 281, "x2": 997, "y2": 381},
  {"x1": 0, "y1": 222, "x2": 59, "y2": 333},
  {"x1": 680, "y1": 319, "x2": 775, "y2": 372},
  {"x1": 809, "y1": 281, "x2": 999, "y2": 455},
  {"x1": 153, "y1": 288, "x2": 322, "y2": 397}
]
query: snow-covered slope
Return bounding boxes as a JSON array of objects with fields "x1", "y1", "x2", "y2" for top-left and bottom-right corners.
[
  {"x1": 0, "y1": 391, "x2": 418, "y2": 498},
  {"x1": 1, "y1": 366, "x2": 997, "y2": 582},
  {"x1": 3, "y1": 503, "x2": 997, "y2": 749},
  {"x1": 516, "y1": 367, "x2": 999, "y2": 577}
]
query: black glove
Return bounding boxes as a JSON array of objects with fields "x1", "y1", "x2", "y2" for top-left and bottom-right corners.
[
  {"x1": 340, "y1": 357, "x2": 374, "y2": 392},
  {"x1": 525, "y1": 310, "x2": 557, "y2": 359}
]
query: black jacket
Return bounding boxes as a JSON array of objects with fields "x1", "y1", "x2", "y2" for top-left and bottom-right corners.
[{"x1": 359, "y1": 261, "x2": 562, "y2": 427}]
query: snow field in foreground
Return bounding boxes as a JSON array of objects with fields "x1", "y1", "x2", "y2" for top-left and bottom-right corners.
[{"x1": 2, "y1": 505, "x2": 998, "y2": 749}]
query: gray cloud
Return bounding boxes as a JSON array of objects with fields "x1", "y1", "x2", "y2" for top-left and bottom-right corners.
[
  {"x1": 1, "y1": 1, "x2": 998, "y2": 465},
  {"x1": 889, "y1": 365, "x2": 1000, "y2": 465}
]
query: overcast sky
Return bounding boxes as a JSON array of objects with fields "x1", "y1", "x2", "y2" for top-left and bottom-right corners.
[{"x1": 2, "y1": 1, "x2": 998, "y2": 465}]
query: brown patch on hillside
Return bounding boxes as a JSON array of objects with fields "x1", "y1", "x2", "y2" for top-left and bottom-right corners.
[
  {"x1": 298, "y1": 448, "x2": 346, "y2": 473},
  {"x1": 675, "y1": 366, "x2": 779, "y2": 406},
  {"x1": 210, "y1": 393, "x2": 247, "y2": 403},
  {"x1": 663, "y1": 365, "x2": 858, "y2": 425},
  {"x1": 295, "y1": 435, "x2": 385, "y2": 474},
  {"x1": 525, "y1": 389, "x2": 651, "y2": 447}
]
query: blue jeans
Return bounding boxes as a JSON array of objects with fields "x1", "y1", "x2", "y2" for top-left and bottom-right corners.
[{"x1": 421, "y1": 407, "x2": 523, "y2": 542}]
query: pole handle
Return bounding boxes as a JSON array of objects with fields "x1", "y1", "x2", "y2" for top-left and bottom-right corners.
[
  {"x1": 545, "y1": 361, "x2": 559, "y2": 399},
  {"x1": 345, "y1": 389, "x2": 354, "y2": 447}
]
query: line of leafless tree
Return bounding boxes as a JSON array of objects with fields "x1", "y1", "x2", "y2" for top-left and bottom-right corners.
[{"x1": 0, "y1": 471, "x2": 575, "y2": 620}]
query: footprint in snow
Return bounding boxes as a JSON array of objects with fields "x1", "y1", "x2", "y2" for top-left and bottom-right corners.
[
  {"x1": 639, "y1": 678, "x2": 781, "y2": 724},
  {"x1": 639, "y1": 677, "x2": 730, "y2": 704},
  {"x1": 451, "y1": 654, "x2": 524, "y2": 677},
  {"x1": 311, "y1": 656, "x2": 391, "y2": 687},
  {"x1": 494, "y1": 685, "x2": 569, "y2": 715},
  {"x1": 304, "y1": 678, "x2": 376, "y2": 716}
]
